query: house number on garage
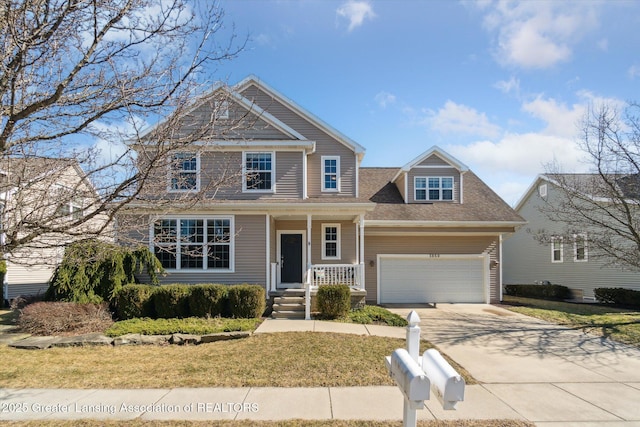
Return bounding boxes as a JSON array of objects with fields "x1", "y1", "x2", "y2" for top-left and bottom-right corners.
[{"x1": 428, "y1": 254, "x2": 440, "y2": 258}]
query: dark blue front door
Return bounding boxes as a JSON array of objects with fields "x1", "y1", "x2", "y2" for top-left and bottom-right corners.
[{"x1": 280, "y1": 233, "x2": 303, "y2": 283}]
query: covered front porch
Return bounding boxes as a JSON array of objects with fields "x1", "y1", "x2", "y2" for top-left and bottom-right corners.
[{"x1": 265, "y1": 211, "x2": 368, "y2": 319}]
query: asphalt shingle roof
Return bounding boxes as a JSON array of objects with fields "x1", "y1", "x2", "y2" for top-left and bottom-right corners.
[{"x1": 359, "y1": 167, "x2": 525, "y2": 223}]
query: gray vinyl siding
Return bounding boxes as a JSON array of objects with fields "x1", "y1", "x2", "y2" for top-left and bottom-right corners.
[
  {"x1": 312, "y1": 221, "x2": 357, "y2": 265},
  {"x1": 240, "y1": 85, "x2": 358, "y2": 197},
  {"x1": 503, "y1": 181, "x2": 640, "y2": 299},
  {"x1": 172, "y1": 97, "x2": 293, "y2": 141},
  {"x1": 407, "y1": 167, "x2": 460, "y2": 204},
  {"x1": 417, "y1": 154, "x2": 450, "y2": 167},
  {"x1": 363, "y1": 233, "x2": 500, "y2": 303},
  {"x1": 200, "y1": 151, "x2": 303, "y2": 200},
  {"x1": 396, "y1": 173, "x2": 407, "y2": 203},
  {"x1": 136, "y1": 214, "x2": 267, "y2": 286}
]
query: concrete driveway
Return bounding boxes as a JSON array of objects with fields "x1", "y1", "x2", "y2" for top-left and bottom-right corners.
[{"x1": 387, "y1": 304, "x2": 640, "y2": 425}]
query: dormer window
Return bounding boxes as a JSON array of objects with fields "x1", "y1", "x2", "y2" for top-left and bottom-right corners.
[
  {"x1": 215, "y1": 100, "x2": 229, "y2": 119},
  {"x1": 322, "y1": 156, "x2": 340, "y2": 192},
  {"x1": 415, "y1": 176, "x2": 453, "y2": 201},
  {"x1": 169, "y1": 152, "x2": 199, "y2": 192}
]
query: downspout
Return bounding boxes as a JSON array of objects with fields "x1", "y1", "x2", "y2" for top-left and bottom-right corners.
[
  {"x1": 499, "y1": 234, "x2": 503, "y2": 302},
  {"x1": 305, "y1": 214, "x2": 312, "y2": 320}
]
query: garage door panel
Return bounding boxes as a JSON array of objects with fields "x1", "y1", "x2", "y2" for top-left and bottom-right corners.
[{"x1": 379, "y1": 256, "x2": 485, "y2": 304}]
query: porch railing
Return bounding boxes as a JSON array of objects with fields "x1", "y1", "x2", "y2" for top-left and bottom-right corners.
[{"x1": 310, "y1": 263, "x2": 364, "y2": 289}]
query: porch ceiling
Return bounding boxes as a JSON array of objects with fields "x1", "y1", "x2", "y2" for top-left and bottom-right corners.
[{"x1": 271, "y1": 213, "x2": 360, "y2": 221}]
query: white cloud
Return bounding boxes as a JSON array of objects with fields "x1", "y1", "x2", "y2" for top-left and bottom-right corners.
[
  {"x1": 494, "y1": 76, "x2": 520, "y2": 95},
  {"x1": 336, "y1": 1, "x2": 376, "y2": 32},
  {"x1": 629, "y1": 64, "x2": 640, "y2": 79},
  {"x1": 448, "y1": 132, "x2": 585, "y2": 176},
  {"x1": 479, "y1": 1, "x2": 599, "y2": 69},
  {"x1": 429, "y1": 101, "x2": 501, "y2": 139},
  {"x1": 521, "y1": 96, "x2": 585, "y2": 138},
  {"x1": 374, "y1": 91, "x2": 396, "y2": 108}
]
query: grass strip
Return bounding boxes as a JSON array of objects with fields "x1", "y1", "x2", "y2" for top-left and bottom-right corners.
[
  {"x1": 502, "y1": 296, "x2": 640, "y2": 347},
  {"x1": 0, "y1": 332, "x2": 475, "y2": 388}
]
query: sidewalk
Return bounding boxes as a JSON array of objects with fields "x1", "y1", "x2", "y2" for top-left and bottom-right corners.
[{"x1": 2, "y1": 313, "x2": 640, "y2": 425}]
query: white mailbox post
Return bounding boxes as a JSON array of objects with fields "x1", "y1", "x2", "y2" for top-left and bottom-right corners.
[{"x1": 386, "y1": 310, "x2": 465, "y2": 427}]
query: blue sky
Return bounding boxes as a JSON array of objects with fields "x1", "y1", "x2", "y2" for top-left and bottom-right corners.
[{"x1": 212, "y1": 0, "x2": 640, "y2": 205}]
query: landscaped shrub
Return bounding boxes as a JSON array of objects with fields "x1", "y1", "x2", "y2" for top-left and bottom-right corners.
[
  {"x1": 47, "y1": 240, "x2": 164, "y2": 303},
  {"x1": 153, "y1": 285, "x2": 191, "y2": 318},
  {"x1": 114, "y1": 284, "x2": 157, "y2": 320},
  {"x1": 188, "y1": 284, "x2": 229, "y2": 318},
  {"x1": 317, "y1": 284, "x2": 351, "y2": 319},
  {"x1": 348, "y1": 305, "x2": 408, "y2": 326},
  {"x1": 18, "y1": 301, "x2": 113, "y2": 335},
  {"x1": 227, "y1": 284, "x2": 265, "y2": 318},
  {"x1": 595, "y1": 287, "x2": 640, "y2": 307},
  {"x1": 504, "y1": 284, "x2": 571, "y2": 300},
  {"x1": 105, "y1": 317, "x2": 261, "y2": 337}
]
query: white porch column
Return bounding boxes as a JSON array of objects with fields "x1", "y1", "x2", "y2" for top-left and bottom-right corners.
[
  {"x1": 359, "y1": 214, "x2": 365, "y2": 288},
  {"x1": 265, "y1": 214, "x2": 271, "y2": 292},
  {"x1": 307, "y1": 214, "x2": 312, "y2": 270}
]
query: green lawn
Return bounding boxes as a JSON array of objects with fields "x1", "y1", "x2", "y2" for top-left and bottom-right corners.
[{"x1": 502, "y1": 296, "x2": 640, "y2": 347}]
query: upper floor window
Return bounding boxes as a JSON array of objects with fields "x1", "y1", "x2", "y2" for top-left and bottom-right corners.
[
  {"x1": 415, "y1": 176, "x2": 453, "y2": 201},
  {"x1": 244, "y1": 152, "x2": 274, "y2": 192},
  {"x1": 322, "y1": 223, "x2": 341, "y2": 260},
  {"x1": 322, "y1": 156, "x2": 340, "y2": 192},
  {"x1": 215, "y1": 100, "x2": 229, "y2": 119},
  {"x1": 574, "y1": 233, "x2": 588, "y2": 262},
  {"x1": 152, "y1": 217, "x2": 233, "y2": 271},
  {"x1": 54, "y1": 185, "x2": 83, "y2": 220},
  {"x1": 551, "y1": 236, "x2": 563, "y2": 263},
  {"x1": 169, "y1": 152, "x2": 199, "y2": 192}
]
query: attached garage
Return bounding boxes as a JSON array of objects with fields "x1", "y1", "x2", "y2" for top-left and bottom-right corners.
[{"x1": 377, "y1": 254, "x2": 488, "y2": 304}]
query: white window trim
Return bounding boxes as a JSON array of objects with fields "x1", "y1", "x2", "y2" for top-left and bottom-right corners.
[
  {"x1": 321, "y1": 223, "x2": 341, "y2": 260},
  {"x1": 215, "y1": 100, "x2": 229, "y2": 119},
  {"x1": 539, "y1": 184, "x2": 548, "y2": 198},
  {"x1": 414, "y1": 176, "x2": 454, "y2": 201},
  {"x1": 551, "y1": 236, "x2": 563, "y2": 263},
  {"x1": 321, "y1": 155, "x2": 340, "y2": 192},
  {"x1": 150, "y1": 215, "x2": 235, "y2": 272},
  {"x1": 243, "y1": 151, "x2": 275, "y2": 193},
  {"x1": 167, "y1": 152, "x2": 200, "y2": 193},
  {"x1": 573, "y1": 233, "x2": 588, "y2": 262}
]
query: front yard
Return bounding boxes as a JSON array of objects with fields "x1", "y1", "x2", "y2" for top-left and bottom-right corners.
[{"x1": 502, "y1": 296, "x2": 640, "y2": 347}]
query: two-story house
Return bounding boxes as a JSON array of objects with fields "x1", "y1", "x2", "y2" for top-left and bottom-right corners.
[
  {"x1": 120, "y1": 75, "x2": 524, "y2": 314},
  {"x1": 1, "y1": 157, "x2": 109, "y2": 302},
  {"x1": 504, "y1": 174, "x2": 640, "y2": 300}
]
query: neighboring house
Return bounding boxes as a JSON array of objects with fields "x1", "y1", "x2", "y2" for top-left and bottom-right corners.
[
  {"x1": 0, "y1": 157, "x2": 108, "y2": 301},
  {"x1": 120, "y1": 75, "x2": 525, "y2": 308},
  {"x1": 503, "y1": 174, "x2": 640, "y2": 300}
]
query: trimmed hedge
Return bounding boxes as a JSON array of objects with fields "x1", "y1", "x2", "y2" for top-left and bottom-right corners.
[
  {"x1": 504, "y1": 283, "x2": 571, "y2": 300},
  {"x1": 188, "y1": 284, "x2": 229, "y2": 318},
  {"x1": 317, "y1": 284, "x2": 351, "y2": 319},
  {"x1": 114, "y1": 283, "x2": 266, "y2": 319},
  {"x1": 0, "y1": 260, "x2": 6, "y2": 306},
  {"x1": 114, "y1": 284, "x2": 156, "y2": 320},
  {"x1": 228, "y1": 284, "x2": 266, "y2": 318},
  {"x1": 594, "y1": 287, "x2": 640, "y2": 307},
  {"x1": 153, "y1": 285, "x2": 191, "y2": 319}
]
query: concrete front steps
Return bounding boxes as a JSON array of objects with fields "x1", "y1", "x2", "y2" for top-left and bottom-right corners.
[{"x1": 271, "y1": 289, "x2": 306, "y2": 319}]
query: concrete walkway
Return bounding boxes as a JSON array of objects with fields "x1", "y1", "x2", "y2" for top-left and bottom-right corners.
[{"x1": 2, "y1": 306, "x2": 640, "y2": 425}]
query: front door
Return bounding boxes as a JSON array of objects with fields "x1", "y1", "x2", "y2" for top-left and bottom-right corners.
[{"x1": 280, "y1": 233, "x2": 303, "y2": 284}]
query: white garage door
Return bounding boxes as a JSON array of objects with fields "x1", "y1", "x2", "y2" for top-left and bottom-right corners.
[{"x1": 379, "y1": 255, "x2": 486, "y2": 304}]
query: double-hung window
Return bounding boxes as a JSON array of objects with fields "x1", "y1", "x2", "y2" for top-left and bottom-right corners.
[
  {"x1": 574, "y1": 234, "x2": 588, "y2": 262},
  {"x1": 54, "y1": 185, "x2": 83, "y2": 220},
  {"x1": 169, "y1": 152, "x2": 199, "y2": 192},
  {"x1": 322, "y1": 156, "x2": 340, "y2": 192},
  {"x1": 322, "y1": 224, "x2": 341, "y2": 260},
  {"x1": 415, "y1": 177, "x2": 453, "y2": 201},
  {"x1": 551, "y1": 237, "x2": 563, "y2": 263},
  {"x1": 152, "y1": 217, "x2": 233, "y2": 271},
  {"x1": 244, "y1": 152, "x2": 274, "y2": 192}
]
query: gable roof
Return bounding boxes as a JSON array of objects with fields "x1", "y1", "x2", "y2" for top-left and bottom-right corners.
[
  {"x1": 234, "y1": 75, "x2": 366, "y2": 160},
  {"x1": 513, "y1": 173, "x2": 638, "y2": 212},
  {"x1": 391, "y1": 145, "x2": 469, "y2": 183},
  {"x1": 360, "y1": 167, "x2": 525, "y2": 225}
]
